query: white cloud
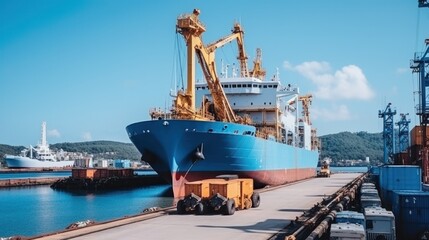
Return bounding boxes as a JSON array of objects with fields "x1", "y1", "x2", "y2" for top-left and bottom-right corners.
[
  {"x1": 82, "y1": 132, "x2": 92, "y2": 141},
  {"x1": 313, "y1": 104, "x2": 351, "y2": 121},
  {"x1": 47, "y1": 129, "x2": 61, "y2": 138},
  {"x1": 284, "y1": 61, "x2": 375, "y2": 100}
]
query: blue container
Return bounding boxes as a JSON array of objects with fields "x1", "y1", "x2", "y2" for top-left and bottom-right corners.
[
  {"x1": 369, "y1": 166, "x2": 380, "y2": 187},
  {"x1": 369, "y1": 166, "x2": 380, "y2": 175},
  {"x1": 379, "y1": 165, "x2": 422, "y2": 207},
  {"x1": 114, "y1": 159, "x2": 131, "y2": 168},
  {"x1": 392, "y1": 190, "x2": 429, "y2": 240}
]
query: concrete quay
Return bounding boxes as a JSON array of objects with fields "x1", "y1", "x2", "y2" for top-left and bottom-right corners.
[
  {"x1": 34, "y1": 173, "x2": 362, "y2": 240},
  {"x1": 0, "y1": 177, "x2": 64, "y2": 188}
]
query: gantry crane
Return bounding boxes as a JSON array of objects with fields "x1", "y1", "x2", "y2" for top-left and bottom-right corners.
[
  {"x1": 175, "y1": 9, "x2": 250, "y2": 123},
  {"x1": 410, "y1": 0, "x2": 429, "y2": 183},
  {"x1": 396, "y1": 113, "x2": 410, "y2": 153},
  {"x1": 378, "y1": 103, "x2": 396, "y2": 164}
]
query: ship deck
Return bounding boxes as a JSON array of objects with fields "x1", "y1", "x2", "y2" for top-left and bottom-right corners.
[{"x1": 34, "y1": 173, "x2": 362, "y2": 240}]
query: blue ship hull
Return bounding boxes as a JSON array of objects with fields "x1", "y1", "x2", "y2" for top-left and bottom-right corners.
[{"x1": 126, "y1": 119, "x2": 318, "y2": 197}]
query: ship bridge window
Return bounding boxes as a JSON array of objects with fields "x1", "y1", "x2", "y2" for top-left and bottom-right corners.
[
  {"x1": 202, "y1": 86, "x2": 206, "y2": 90},
  {"x1": 253, "y1": 84, "x2": 257, "y2": 87},
  {"x1": 268, "y1": 85, "x2": 273, "y2": 88},
  {"x1": 263, "y1": 85, "x2": 267, "y2": 88},
  {"x1": 259, "y1": 85, "x2": 262, "y2": 88},
  {"x1": 232, "y1": 84, "x2": 237, "y2": 88},
  {"x1": 273, "y1": 84, "x2": 278, "y2": 88},
  {"x1": 247, "y1": 84, "x2": 251, "y2": 87},
  {"x1": 237, "y1": 84, "x2": 242, "y2": 88},
  {"x1": 224, "y1": 85, "x2": 229, "y2": 88}
]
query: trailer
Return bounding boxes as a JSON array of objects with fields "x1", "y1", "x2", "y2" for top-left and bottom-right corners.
[{"x1": 176, "y1": 176, "x2": 260, "y2": 215}]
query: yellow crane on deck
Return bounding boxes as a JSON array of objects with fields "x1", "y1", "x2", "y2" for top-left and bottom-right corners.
[{"x1": 174, "y1": 9, "x2": 250, "y2": 123}]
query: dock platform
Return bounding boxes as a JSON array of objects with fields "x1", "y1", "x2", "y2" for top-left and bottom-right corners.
[{"x1": 33, "y1": 173, "x2": 362, "y2": 240}]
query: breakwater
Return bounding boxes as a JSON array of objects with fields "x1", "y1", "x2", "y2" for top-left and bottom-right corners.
[{"x1": 0, "y1": 177, "x2": 63, "y2": 188}]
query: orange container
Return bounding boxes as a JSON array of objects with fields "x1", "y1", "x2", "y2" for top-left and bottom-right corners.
[{"x1": 410, "y1": 126, "x2": 429, "y2": 146}]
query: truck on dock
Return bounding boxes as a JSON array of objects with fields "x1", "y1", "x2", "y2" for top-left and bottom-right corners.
[
  {"x1": 317, "y1": 160, "x2": 331, "y2": 177},
  {"x1": 176, "y1": 176, "x2": 260, "y2": 215}
]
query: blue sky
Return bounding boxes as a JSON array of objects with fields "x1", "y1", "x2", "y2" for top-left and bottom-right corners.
[{"x1": 0, "y1": 1, "x2": 427, "y2": 146}]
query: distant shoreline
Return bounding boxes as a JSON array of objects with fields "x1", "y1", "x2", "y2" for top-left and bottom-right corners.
[{"x1": 0, "y1": 168, "x2": 72, "y2": 173}]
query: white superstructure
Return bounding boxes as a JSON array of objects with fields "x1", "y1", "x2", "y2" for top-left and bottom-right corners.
[
  {"x1": 195, "y1": 75, "x2": 315, "y2": 150},
  {"x1": 4, "y1": 122, "x2": 75, "y2": 168}
]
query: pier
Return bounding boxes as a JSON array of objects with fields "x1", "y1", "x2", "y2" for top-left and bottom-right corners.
[
  {"x1": 0, "y1": 177, "x2": 64, "y2": 188},
  {"x1": 33, "y1": 173, "x2": 362, "y2": 240}
]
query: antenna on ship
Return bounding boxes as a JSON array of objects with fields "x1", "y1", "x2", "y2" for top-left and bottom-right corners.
[
  {"x1": 41, "y1": 121, "x2": 47, "y2": 147},
  {"x1": 276, "y1": 67, "x2": 280, "y2": 81}
]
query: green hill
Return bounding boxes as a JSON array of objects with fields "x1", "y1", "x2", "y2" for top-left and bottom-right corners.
[
  {"x1": 0, "y1": 141, "x2": 141, "y2": 162},
  {"x1": 319, "y1": 131, "x2": 383, "y2": 165},
  {"x1": 0, "y1": 144, "x2": 25, "y2": 157},
  {"x1": 50, "y1": 141, "x2": 140, "y2": 160}
]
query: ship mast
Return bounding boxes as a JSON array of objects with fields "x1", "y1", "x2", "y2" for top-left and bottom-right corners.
[{"x1": 41, "y1": 121, "x2": 47, "y2": 147}]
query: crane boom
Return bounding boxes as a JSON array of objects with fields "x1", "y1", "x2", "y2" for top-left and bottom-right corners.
[
  {"x1": 176, "y1": 9, "x2": 249, "y2": 122},
  {"x1": 206, "y1": 23, "x2": 249, "y2": 77}
]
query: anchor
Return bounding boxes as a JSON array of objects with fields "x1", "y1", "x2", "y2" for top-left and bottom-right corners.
[{"x1": 193, "y1": 143, "x2": 205, "y2": 163}]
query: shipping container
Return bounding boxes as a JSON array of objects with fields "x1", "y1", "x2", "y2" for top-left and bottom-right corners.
[
  {"x1": 379, "y1": 165, "x2": 422, "y2": 208},
  {"x1": 411, "y1": 125, "x2": 429, "y2": 146},
  {"x1": 368, "y1": 166, "x2": 380, "y2": 188},
  {"x1": 114, "y1": 159, "x2": 131, "y2": 169},
  {"x1": 409, "y1": 144, "x2": 422, "y2": 165},
  {"x1": 369, "y1": 166, "x2": 380, "y2": 175},
  {"x1": 392, "y1": 190, "x2": 429, "y2": 240},
  {"x1": 393, "y1": 152, "x2": 410, "y2": 165}
]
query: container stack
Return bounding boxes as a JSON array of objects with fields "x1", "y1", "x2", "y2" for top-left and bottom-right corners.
[
  {"x1": 379, "y1": 165, "x2": 422, "y2": 209},
  {"x1": 392, "y1": 191, "x2": 429, "y2": 239}
]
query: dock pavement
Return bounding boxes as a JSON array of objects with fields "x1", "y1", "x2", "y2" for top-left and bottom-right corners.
[{"x1": 34, "y1": 173, "x2": 362, "y2": 240}]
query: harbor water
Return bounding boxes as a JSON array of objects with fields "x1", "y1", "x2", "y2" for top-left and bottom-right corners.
[
  {"x1": 0, "y1": 173, "x2": 173, "y2": 238},
  {"x1": 0, "y1": 167, "x2": 366, "y2": 238}
]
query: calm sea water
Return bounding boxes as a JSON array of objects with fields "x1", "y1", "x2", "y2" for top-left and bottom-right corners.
[
  {"x1": 0, "y1": 171, "x2": 71, "y2": 179},
  {"x1": 329, "y1": 166, "x2": 368, "y2": 173},
  {"x1": 0, "y1": 184, "x2": 173, "y2": 238},
  {"x1": 0, "y1": 167, "x2": 367, "y2": 238}
]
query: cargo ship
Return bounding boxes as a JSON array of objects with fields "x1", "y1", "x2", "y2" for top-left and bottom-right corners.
[
  {"x1": 126, "y1": 9, "x2": 320, "y2": 197},
  {"x1": 4, "y1": 122, "x2": 75, "y2": 168}
]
